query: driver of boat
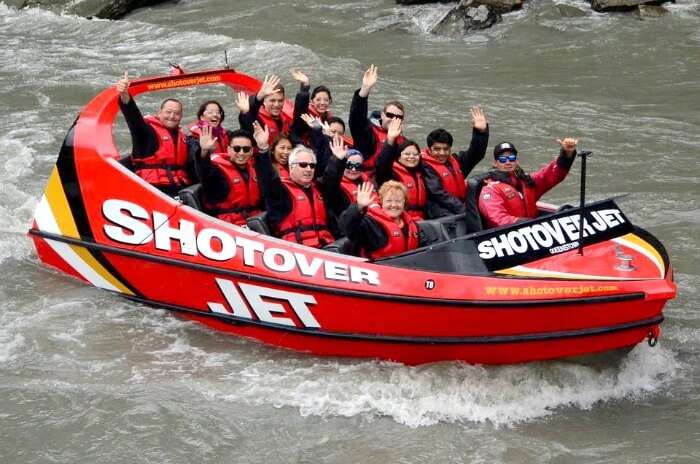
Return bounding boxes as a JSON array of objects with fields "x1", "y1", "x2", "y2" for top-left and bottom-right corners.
[
  {"x1": 237, "y1": 74, "x2": 294, "y2": 146},
  {"x1": 349, "y1": 65, "x2": 406, "y2": 173},
  {"x1": 252, "y1": 122, "x2": 335, "y2": 248},
  {"x1": 339, "y1": 180, "x2": 420, "y2": 260},
  {"x1": 195, "y1": 126, "x2": 263, "y2": 227},
  {"x1": 478, "y1": 138, "x2": 578, "y2": 228},
  {"x1": 115, "y1": 71, "x2": 196, "y2": 198},
  {"x1": 422, "y1": 107, "x2": 490, "y2": 219}
]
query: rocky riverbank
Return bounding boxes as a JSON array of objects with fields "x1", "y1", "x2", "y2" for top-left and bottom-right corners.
[
  {"x1": 8, "y1": 0, "x2": 173, "y2": 19},
  {"x1": 397, "y1": 0, "x2": 673, "y2": 34}
]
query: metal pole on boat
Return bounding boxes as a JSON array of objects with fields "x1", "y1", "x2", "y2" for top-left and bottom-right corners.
[{"x1": 577, "y1": 150, "x2": 592, "y2": 256}]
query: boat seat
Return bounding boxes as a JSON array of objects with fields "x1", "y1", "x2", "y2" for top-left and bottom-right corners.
[
  {"x1": 118, "y1": 154, "x2": 134, "y2": 171},
  {"x1": 246, "y1": 212, "x2": 271, "y2": 235},
  {"x1": 464, "y1": 177, "x2": 485, "y2": 233},
  {"x1": 431, "y1": 213, "x2": 467, "y2": 238},
  {"x1": 322, "y1": 237, "x2": 356, "y2": 255},
  {"x1": 417, "y1": 220, "x2": 450, "y2": 246},
  {"x1": 178, "y1": 183, "x2": 203, "y2": 211}
]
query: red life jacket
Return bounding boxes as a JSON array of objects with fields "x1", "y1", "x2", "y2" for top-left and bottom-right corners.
[
  {"x1": 391, "y1": 162, "x2": 427, "y2": 220},
  {"x1": 308, "y1": 104, "x2": 332, "y2": 121},
  {"x1": 188, "y1": 122, "x2": 229, "y2": 154},
  {"x1": 275, "y1": 179, "x2": 334, "y2": 248},
  {"x1": 258, "y1": 107, "x2": 292, "y2": 145},
  {"x1": 365, "y1": 204, "x2": 419, "y2": 260},
  {"x1": 421, "y1": 148, "x2": 467, "y2": 201},
  {"x1": 204, "y1": 154, "x2": 261, "y2": 226},
  {"x1": 275, "y1": 162, "x2": 290, "y2": 180},
  {"x1": 484, "y1": 177, "x2": 539, "y2": 219},
  {"x1": 364, "y1": 124, "x2": 404, "y2": 171},
  {"x1": 339, "y1": 173, "x2": 376, "y2": 204},
  {"x1": 133, "y1": 115, "x2": 191, "y2": 188}
]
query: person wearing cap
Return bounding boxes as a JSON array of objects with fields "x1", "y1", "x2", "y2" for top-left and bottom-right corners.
[
  {"x1": 478, "y1": 138, "x2": 578, "y2": 228},
  {"x1": 422, "y1": 107, "x2": 490, "y2": 219}
]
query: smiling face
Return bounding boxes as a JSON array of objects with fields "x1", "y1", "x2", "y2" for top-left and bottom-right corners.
[
  {"x1": 429, "y1": 142, "x2": 452, "y2": 163},
  {"x1": 289, "y1": 150, "x2": 316, "y2": 187},
  {"x1": 343, "y1": 154, "x2": 364, "y2": 181},
  {"x1": 493, "y1": 150, "x2": 519, "y2": 173},
  {"x1": 273, "y1": 138, "x2": 293, "y2": 166},
  {"x1": 200, "y1": 102, "x2": 222, "y2": 128},
  {"x1": 311, "y1": 90, "x2": 331, "y2": 114},
  {"x1": 329, "y1": 121, "x2": 345, "y2": 137},
  {"x1": 380, "y1": 189, "x2": 406, "y2": 220},
  {"x1": 157, "y1": 100, "x2": 183, "y2": 130},
  {"x1": 228, "y1": 136, "x2": 254, "y2": 167},
  {"x1": 398, "y1": 144, "x2": 420, "y2": 168},
  {"x1": 263, "y1": 91, "x2": 285, "y2": 118}
]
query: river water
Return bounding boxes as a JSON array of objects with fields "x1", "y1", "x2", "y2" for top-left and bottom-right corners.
[{"x1": 1, "y1": 0, "x2": 699, "y2": 462}]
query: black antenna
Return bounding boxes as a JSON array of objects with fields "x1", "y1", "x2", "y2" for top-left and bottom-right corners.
[
  {"x1": 577, "y1": 150, "x2": 593, "y2": 256},
  {"x1": 224, "y1": 50, "x2": 230, "y2": 69}
]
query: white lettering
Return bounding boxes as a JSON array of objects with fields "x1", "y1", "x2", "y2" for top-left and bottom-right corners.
[
  {"x1": 102, "y1": 199, "x2": 152, "y2": 244},
  {"x1": 350, "y1": 267, "x2": 380, "y2": 286},
  {"x1": 518, "y1": 226, "x2": 540, "y2": 250},
  {"x1": 197, "y1": 227, "x2": 236, "y2": 261},
  {"x1": 153, "y1": 212, "x2": 197, "y2": 255},
  {"x1": 507, "y1": 230, "x2": 528, "y2": 253},
  {"x1": 294, "y1": 252, "x2": 324, "y2": 277},
  {"x1": 478, "y1": 240, "x2": 496, "y2": 259},
  {"x1": 541, "y1": 220, "x2": 566, "y2": 245},
  {"x1": 559, "y1": 216, "x2": 579, "y2": 241},
  {"x1": 324, "y1": 261, "x2": 349, "y2": 281},
  {"x1": 491, "y1": 234, "x2": 514, "y2": 257},
  {"x1": 589, "y1": 211, "x2": 608, "y2": 232},
  {"x1": 235, "y1": 236, "x2": 264, "y2": 266},
  {"x1": 600, "y1": 209, "x2": 622, "y2": 228},
  {"x1": 262, "y1": 247, "x2": 296, "y2": 272},
  {"x1": 209, "y1": 278, "x2": 253, "y2": 319},
  {"x1": 239, "y1": 283, "x2": 320, "y2": 328},
  {"x1": 531, "y1": 223, "x2": 554, "y2": 248}
]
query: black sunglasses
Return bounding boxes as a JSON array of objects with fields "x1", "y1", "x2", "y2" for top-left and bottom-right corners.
[
  {"x1": 384, "y1": 111, "x2": 404, "y2": 120},
  {"x1": 229, "y1": 145, "x2": 253, "y2": 153},
  {"x1": 294, "y1": 162, "x2": 317, "y2": 169},
  {"x1": 345, "y1": 162, "x2": 363, "y2": 171}
]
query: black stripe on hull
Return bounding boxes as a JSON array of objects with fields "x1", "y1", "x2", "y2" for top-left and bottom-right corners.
[
  {"x1": 125, "y1": 292, "x2": 664, "y2": 345},
  {"x1": 53, "y1": 124, "x2": 144, "y2": 298},
  {"x1": 29, "y1": 229, "x2": 650, "y2": 308}
]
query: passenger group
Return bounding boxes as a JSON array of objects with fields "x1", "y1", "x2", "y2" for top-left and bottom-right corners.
[{"x1": 115, "y1": 66, "x2": 578, "y2": 260}]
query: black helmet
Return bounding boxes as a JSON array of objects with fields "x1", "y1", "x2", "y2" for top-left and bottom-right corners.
[{"x1": 493, "y1": 142, "x2": 517, "y2": 159}]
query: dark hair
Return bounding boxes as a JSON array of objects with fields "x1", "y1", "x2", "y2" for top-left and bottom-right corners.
[
  {"x1": 327, "y1": 116, "x2": 345, "y2": 133},
  {"x1": 196, "y1": 100, "x2": 225, "y2": 123},
  {"x1": 228, "y1": 129, "x2": 253, "y2": 146},
  {"x1": 426, "y1": 128, "x2": 453, "y2": 148},
  {"x1": 383, "y1": 100, "x2": 405, "y2": 114},
  {"x1": 397, "y1": 139, "x2": 420, "y2": 155},
  {"x1": 160, "y1": 98, "x2": 182, "y2": 110},
  {"x1": 272, "y1": 83, "x2": 285, "y2": 96},
  {"x1": 311, "y1": 85, "x2": 332, "y2": 103},
  {"x1": 271, "y1": 134, "x2": 292, "y2": 152}
]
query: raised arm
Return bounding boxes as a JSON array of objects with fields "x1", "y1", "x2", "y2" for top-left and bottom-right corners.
[
  {"x1": 349, "y1": 65, "x2": 379, "y2": 158},
  {"x1": 456, "y1": 106, "x2": 489, "y2": 177},
  {"x1": 115, "y1": 71, "x2": 157, "y2": 158},
  {"x1": 374, "y1": 118, "x2": 402, "y2": 185}
]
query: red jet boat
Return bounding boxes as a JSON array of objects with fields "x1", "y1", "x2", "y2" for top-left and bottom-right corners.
[{"x1": 28, "y1": 68, "x2": 676, "y2": 365}]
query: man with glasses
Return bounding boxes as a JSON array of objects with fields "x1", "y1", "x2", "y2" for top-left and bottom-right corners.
[
  {"x1": 116, "y1": 72, "x2": 196, "y2": 197},
  {"x1": 478, "y1": 138, "x2": 578, "y2": 228},
  {"x1": 349, "y1": 65, "x2": 406, "y2": 172},
  {"x1": 422, "y1": 107, "x2": 490, "y2": 219},
  {"x1": 252, "y1": 122, "x2": 335, "y2": 248},
  {"x1": 196, "y1": 127, "x2": 262, "y2": 227}
]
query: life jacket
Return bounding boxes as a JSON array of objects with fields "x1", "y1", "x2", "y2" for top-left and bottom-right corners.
[
  {"x1": 483, "y1": 175, "x2": 539, "y2": 219},
  {"x1": 421, "y1": 148, "x2": 467, "y2": 201},
  {"x1": 204, "y1": 154, "x2": 261, "y2": 226},
  {"x1": 276, "y1": 179, "x2": 334, "y2": 248},
  {"x1": 364, "y1": 124, "x2": 404, "y2": 171},
  {"x1": 365, "y1": 204, "x2": 419, "y2": 260},
  {"x1": 308, "y1": 104, "x2": 332, "y2": 121},
  {"x1": 188, "y1": 122, "x2": 229, "y2": 154},
  {"x1": 275, "y1": 162, "x2": 290, "y2": 180},
  {"x1": 339, "y1": 173, "x2": 376, "y2": 205},
  {"x1": 258, "y1": 107, "x2": 292, "y2": 145},
  {"x1": 133, "y1": 115, "x2": 191, "y2": 188},
  {"x1": 391, "y1": 162, "x2": 427, "y2": 220}
]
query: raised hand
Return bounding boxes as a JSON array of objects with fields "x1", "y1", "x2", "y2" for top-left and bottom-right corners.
[
  {"x1": 557, "y1": 137, "x2": 578, "y2": 157},
  {"x1": 329, "y1": 134, "x2": 347, "y2": 160},
  {"x1": 290, "y1": 68, "x2": 309, "y2": 86},
  {"x1": 356, "y1": 181, "x2": 375, "y2": 209},
  {"x1": 116, "y1": 71, "x2": 131, "y2": 104},
  {"x1": 199, "y1": 125, "x2": 218, "y2": 156},
  {"x1": 256, "y1": 74, "x2": 281, "y2": 101},
  {"x1": 386, "y1": 117, "x2": 403, "y2": 145},
  {"x1": 301, "y1": 113, "x2": 321, "y2": 129},
  {"x1": 235, "y1": 91, "x2": 250, "y2": 114},
  {"x1": 471, "y1": 106, "x2": 487, "y2": 132},
  {"x1": 253, "y1": 121, "x2": 270, "y2": 151},
  {"x1": 359, "y1": 64, "x2": 378, "y2": 98}
]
